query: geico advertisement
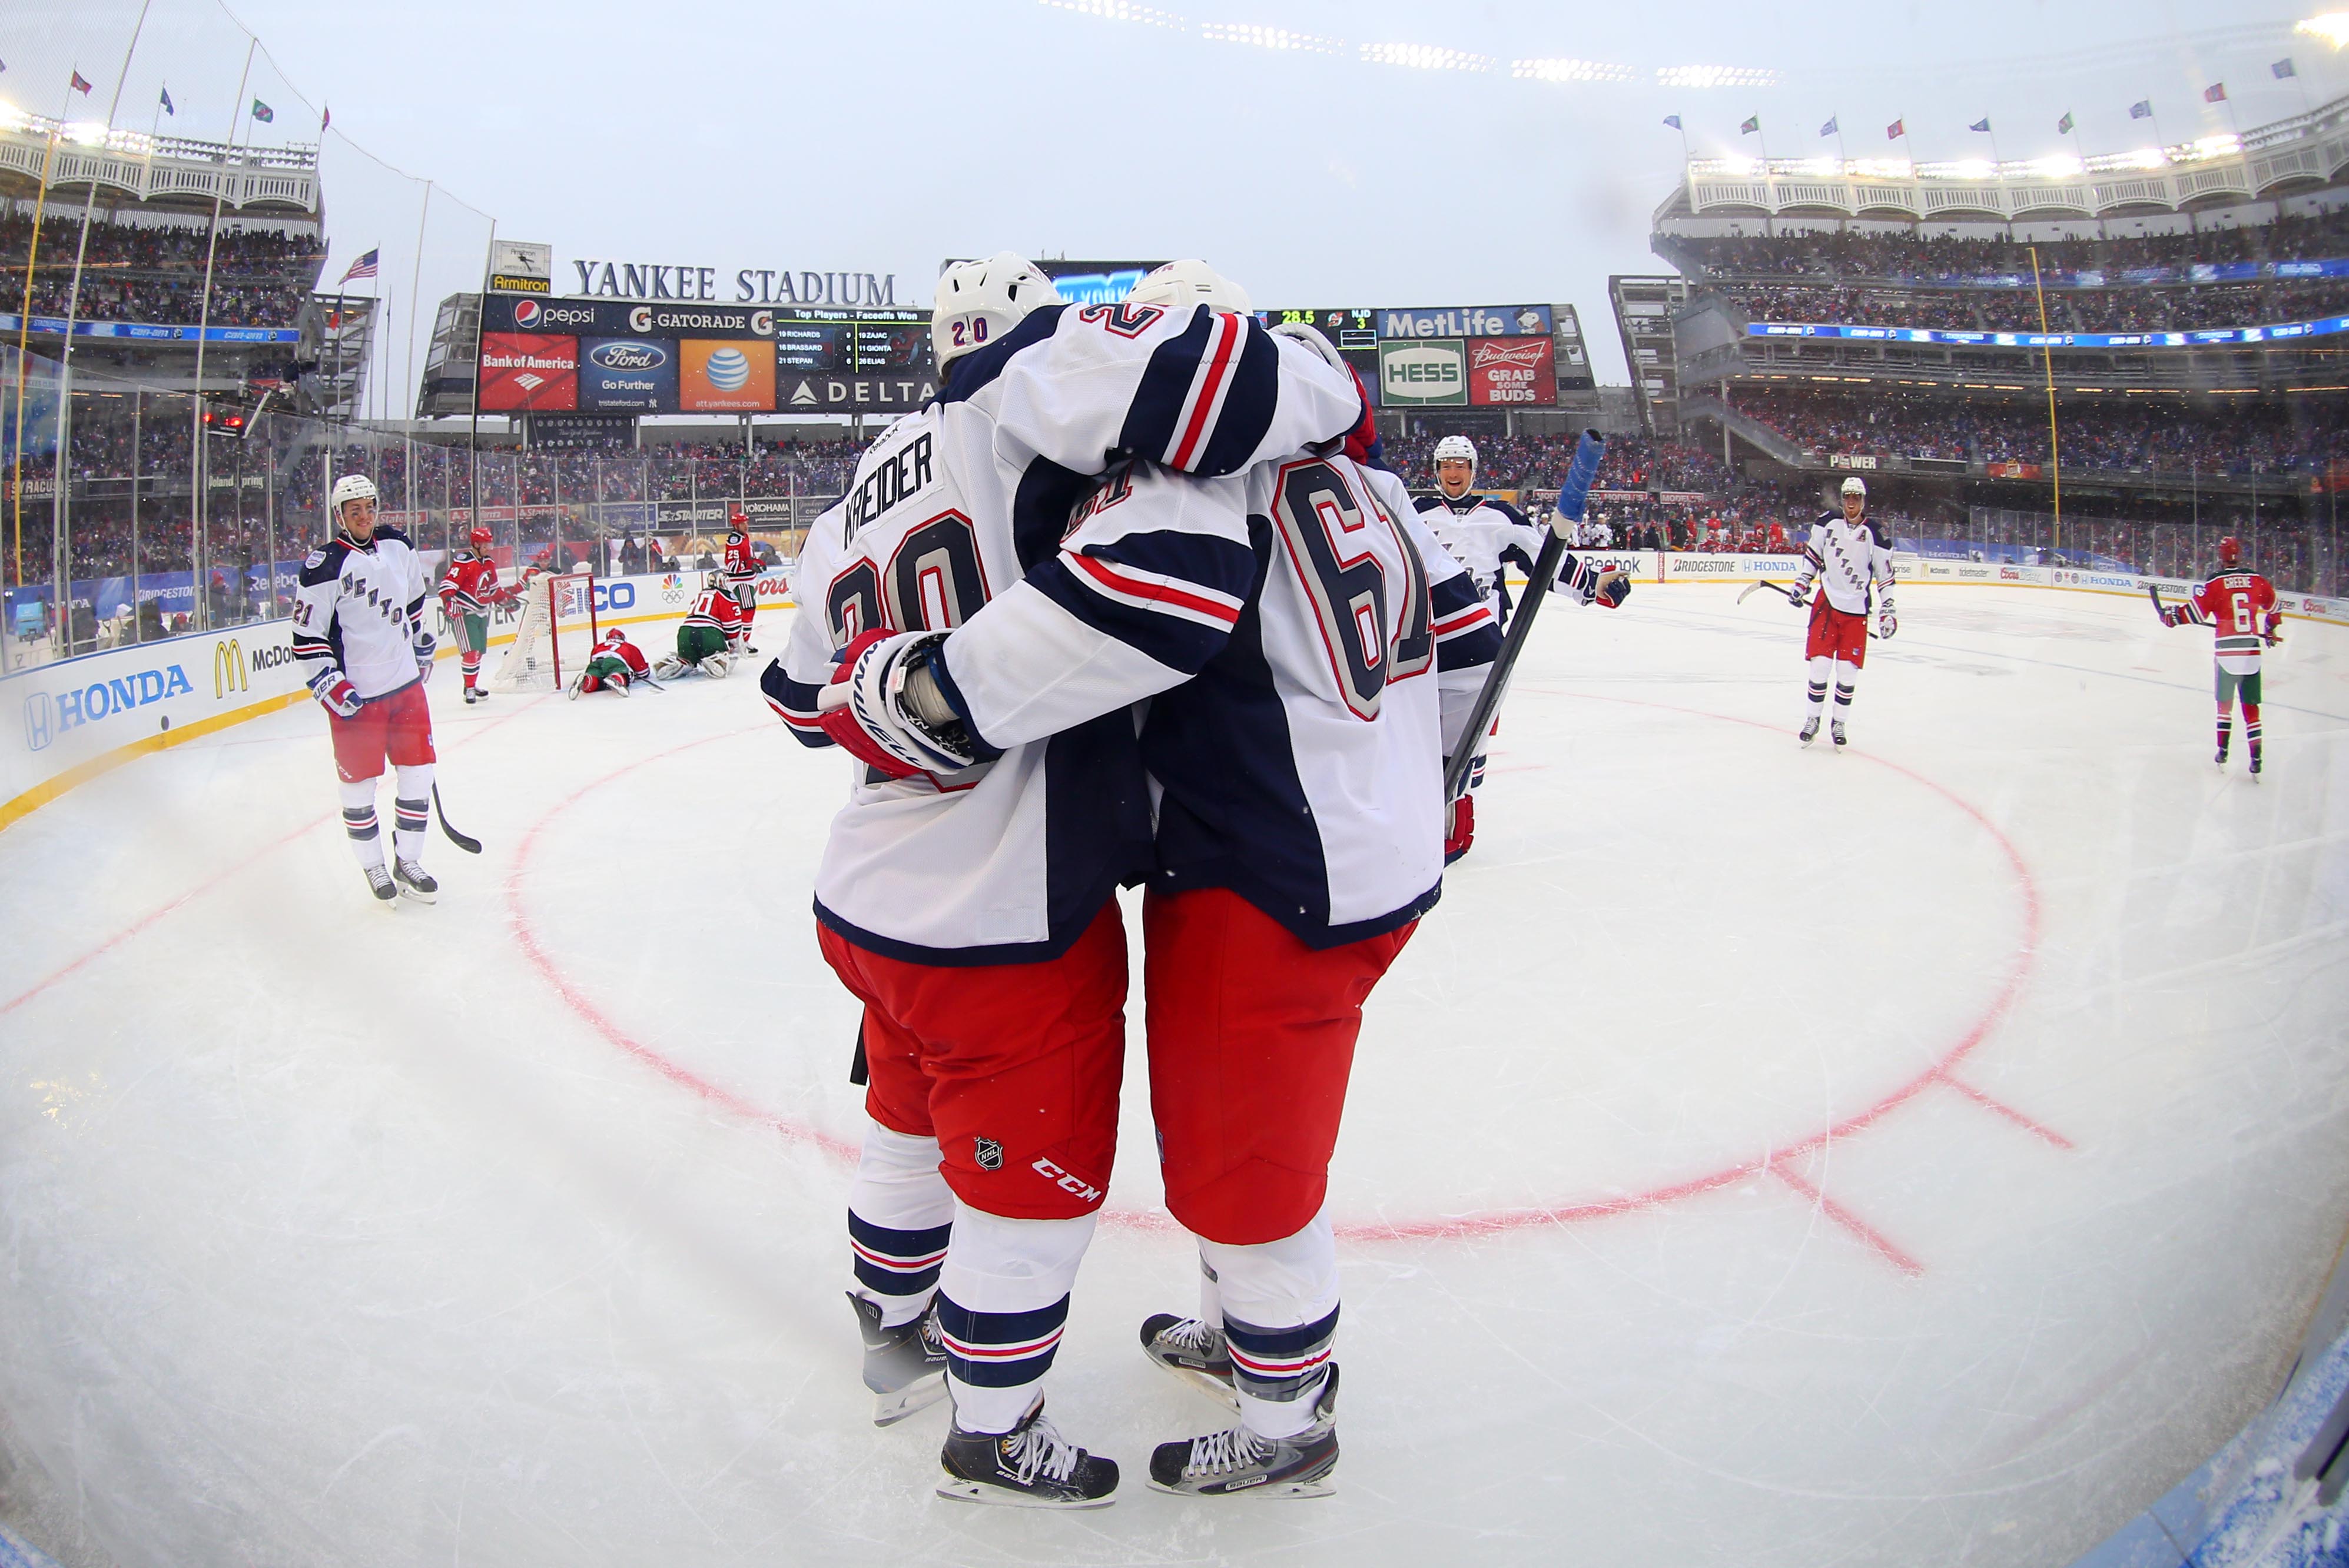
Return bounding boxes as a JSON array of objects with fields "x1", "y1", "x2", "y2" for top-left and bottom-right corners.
[{"x1": 5, "y1": 623, "x2": 308, "y2": 803}]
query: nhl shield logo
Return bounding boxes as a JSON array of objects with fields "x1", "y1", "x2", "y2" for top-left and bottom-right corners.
[{"x1": 973, "y1": 1137, "x2": 1004, "y2": 1172}]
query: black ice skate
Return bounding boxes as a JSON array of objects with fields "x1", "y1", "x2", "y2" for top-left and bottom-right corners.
[
  {"x1": 848, "y1": 1292, "x2": 947, "y2": 1427},
  {"x1": 2215, "y1": 744, "x2": 2229, "y2": 767},
  {"x1": 1149, "y1": 1363, "x2": 1340, "y2": 1500},
  {"x1": 2250, "y1": 751, "x2": 2264, "y2": 777},
  {"x1": 1798, "y1": 715, "x2": 1820, "y2": 746},
  {"x1": 364, "y1": 862, "x2": 397, "y2": 903},
  {"x1": 1140, "y1": 1313, "x2": 1238, "y2": 1411},
  {"x1": 937, "y1": 1399, "x2": 1119, "y2": 1509},
  {"x1": 463, "y1": 687, "x2": 480, "y2": 705},
  {"x1": 393, "y1": 860, "x2": 438, "y2": 903},
  {"x1": 1830, "y1": 719, "x2": 1848, "y2": 749}
]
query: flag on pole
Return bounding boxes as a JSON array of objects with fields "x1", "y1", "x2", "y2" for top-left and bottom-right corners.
[
  {"x1": 2129, "y1": 99, "x2": 2152, "y2": 119},
  {"x1": 160, "y1": 85, "x2": 174, "y2": 115},
  {"x1": 1969, "y1": 117, "x2": 1991, "y2": 133},
  {"x1": 2058, "y1": 111, "x2": 2074, "y2": 134},
  {"x1": 321, "y1": 103, "x2": 331, "y2": 131},
  {"x1": 340, "y1": 248, "x2": 380, "y2": 285},
  {"x1": 1740, "y1": 115, "x2": 1760, "y2": 135},
  {"x1": 2272, "y1": 58, "x2": 2296, "y2": 79},
  {"x1": 70, "y1": 69, "x2": 93, "y2": 95},
  {"x1": 250, "y1": 98, "x2": 273, "y2": 123},
  {"x1": 1663, "y1": 114, "x2": 1681, "y2": 129},
  {"x1": 1820, "y1": 115, "x2": 1837, "y2": 137},
  {"x1": 2203, "y1": 82, "x2": 2227, "y2": 104},
  {"x1": 1886, "y1": 118, "x2": 1905, "y2": 139}
]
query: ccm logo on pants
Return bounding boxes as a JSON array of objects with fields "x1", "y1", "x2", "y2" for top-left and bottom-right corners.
[{"x1": 1033, "y1": 1158, "x2": 1101, "y2": 1205}]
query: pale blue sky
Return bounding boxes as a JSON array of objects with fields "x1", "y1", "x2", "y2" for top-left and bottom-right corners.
[{"x1": 9, "y1": 0, "x2": 2341, "y2": 388}]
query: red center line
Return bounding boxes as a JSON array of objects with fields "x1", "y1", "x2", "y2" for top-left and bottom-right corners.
[
  {"x1": 518, "y1": 697, "x2": 2049, "y2": 1254},
  {"x1": 1, "y1": 693, "x2": 550, "y2": 1018}
]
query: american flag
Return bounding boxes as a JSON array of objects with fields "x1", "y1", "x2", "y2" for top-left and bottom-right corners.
[{"x1": 339, "y1": 248, "x2": 379, "y2": 285}]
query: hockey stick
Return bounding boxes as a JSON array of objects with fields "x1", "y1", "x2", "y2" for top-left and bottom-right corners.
[
  {"x1": 1746, "y1": 577, "x2": 1882, "y2": 639},
  {"x1": 1442, "y1": 429, "x2": 1605, "y2": 802},
  {"x1": 432, "y1": 783, "x2": 483, "y2": 855},
  {"x1": 2146, "y1": 582, "x2": 2166, "y2": 620}
]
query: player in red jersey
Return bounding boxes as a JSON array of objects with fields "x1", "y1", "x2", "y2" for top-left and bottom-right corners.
[
  {"x1": 437, "y1": 527, "x2": 510, "y2": 704},
  {"x1": 2156, "y1": 536, "x2": 2283, "y2": 775},
  {"x1": 568, "y1": 626, "x2": 651, "y2": 698},
  {"x1": 721, "y1": 515, "x2": 764, "y2": 653},
  {"x1": 654, "y1": 572, "x2": 746, "y2": 679}
]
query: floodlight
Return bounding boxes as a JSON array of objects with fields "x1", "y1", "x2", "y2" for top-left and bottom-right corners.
[
  {"x1": 1511, "y1": 58, "x2": 1634, "y2": 84},
  {"x1": 1362, "y1": 42, "x2": 1495, "y2": 71},
  {"x1": 2295, "y1": 12, "x2": 2349, "y2": 47}
]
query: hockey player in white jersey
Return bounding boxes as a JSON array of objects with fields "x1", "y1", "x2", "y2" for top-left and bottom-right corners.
[
  {"x1": 291, "y1": 474, "x2": 440, "y2": 904},
  {"x1": 1786, "y1": 476, "x2": 1897, "y2": 748},
  {"x1": 1411, "y1": 433, "x2": 1627, "y2": 856},
  {"x1": 764, "y1": 252, "x2": 1370, "y2": 1508},
  {"x1": 808, "y1": 259, "x2": 1504, "y2": 1503}
]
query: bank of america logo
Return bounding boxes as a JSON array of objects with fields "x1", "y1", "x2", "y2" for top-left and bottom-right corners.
[
  {"x1": 514, "y1": 372, "x2": 546, "y2": 391},
  {"x1": 706, "y1": 347, "x2": 750, "y2": 391}
]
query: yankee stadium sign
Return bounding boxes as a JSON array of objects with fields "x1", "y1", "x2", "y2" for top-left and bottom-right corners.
[{"x1": 569, "y1": 260, "x2": 898, "y2": 307}]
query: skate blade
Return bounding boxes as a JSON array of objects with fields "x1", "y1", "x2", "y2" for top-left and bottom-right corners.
[
  {"x1": 1146, "y1": 1356, "x2": 1242, "y2": 1414},
  {"x1": 934, "y1": 1479, "x2": 1116, "y2": 1509},
  {"x1": 1146, "y1": 1474, "x2": 1336, "y2": 1500},
  {"x1": 872, "y1": 1373, "x2": 947, "y2": 1427},
  {"x1": 396, "y1": 885, "x2": 437, "y2": 905}
]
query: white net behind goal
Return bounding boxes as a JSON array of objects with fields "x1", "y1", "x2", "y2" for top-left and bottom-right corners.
[{"x1": 486, "y1": 570, "x2": 598, "y2": 693}]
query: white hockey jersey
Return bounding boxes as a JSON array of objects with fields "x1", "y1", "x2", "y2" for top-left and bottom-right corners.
[
  {"x1": 1792, "y1": 512, "x2": 1897, "y2": 616},
  {"x1": 292, "y1": 526, "x2": 432, "y2": 702},
  {"x1": 1411, "y1": 490, "x2": 1594, "y2": 627},
  {"x1": 928, "y1": 455, "x2": 1499, "y2": 948},
  {"x1": 767, "y1": 299, "x2": 1369, "y2": 965}
]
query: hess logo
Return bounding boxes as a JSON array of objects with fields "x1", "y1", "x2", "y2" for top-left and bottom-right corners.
[
  {"x1": 590, "y1": 341, "x2": 668, "y2": 371},
  {"x1": 1383, "y1": 345, "x2": 1461, "y2": 387},
  {"x1": 513, "y1": 299, "x2": 542, "y2": 328}
]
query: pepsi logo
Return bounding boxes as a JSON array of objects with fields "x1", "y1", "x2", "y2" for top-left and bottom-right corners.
[
  {"x1": 514, "y1": 299, "x2": 542, "y2": 328},
  {"x1": 705, "y1": 347, "x2": 751, "y2": 391}
]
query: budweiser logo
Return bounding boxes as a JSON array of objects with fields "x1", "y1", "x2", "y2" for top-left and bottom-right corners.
[{"x1": 1471, "y1": 340, "x2": 1548, "y2": 370}]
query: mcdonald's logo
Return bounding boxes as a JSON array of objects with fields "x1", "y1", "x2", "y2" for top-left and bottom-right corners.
[{"x1": 214, "y1": 639, "x2": 247, "y2": 699}]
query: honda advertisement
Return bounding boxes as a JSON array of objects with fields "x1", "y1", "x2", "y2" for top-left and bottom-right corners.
[
  {"x1": 1467, "y1": 337, "x2": 1557, "y2": 407},
  {"x1": 679, "y1": 338, "x2": 776, "y2": 413},
  {"x1": 578, "y1": 337, "x2": 678, "y2": 413},
  {"x1": 477, "y1": 333, "x2": 579, "y2": 411}
]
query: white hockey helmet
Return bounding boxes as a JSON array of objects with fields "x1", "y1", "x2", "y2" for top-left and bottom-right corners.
[
  {"x1": 932, "y1": 251, "x2": 1061, "y2": 371},
  {"x1": 1126, "y1": 259, "x2": 1252, "y2": 314},
  {"x1": 1840, "y1": 476, "x2": 1867, "y2": 497},
  {"x1": 1434, "y1": 435, "x2": 1478, "y2": 469},
  {"x1": 329, "y1": 473, "x2": 379, "y2": 515}
]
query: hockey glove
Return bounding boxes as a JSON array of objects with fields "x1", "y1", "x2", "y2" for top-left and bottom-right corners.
[
  {"x1": 413, "y1": 629, "x2": 437, "y2": 682},
  {"x1": 1878, "y1": 607, "x2": 1897, "y2": 639},
  {"x1": 1785, "y1": 582, "x2": 1812, "y2": 610},
  {"x1": 1444, "y1": 793, "x2": 1475, "y2": 865},
  {"x1": 817, "y1": 629, "x2": 994, "y2": 779},
  {"x1": 316, "y1": 676, "x2": 364, "y2": 719},
  {"x1": 1562, "y1": 558, "x2": 1631, "y2": 609}
]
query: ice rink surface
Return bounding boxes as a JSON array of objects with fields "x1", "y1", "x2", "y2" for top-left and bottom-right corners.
[{"x1": 3, "y1": 583, "x2": 2346, "y2": 1567}]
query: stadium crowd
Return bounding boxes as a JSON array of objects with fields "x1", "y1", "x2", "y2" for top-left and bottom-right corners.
[
  {"x1": 1713, "y1": 277, "x2": 2349, "y2": 334},
  {"x1": 1732, "y1": 387, "x2": 2349, "y2": 474},
  {"x1": 1, "y1": 213, "x2": 322, "y2": 328}
]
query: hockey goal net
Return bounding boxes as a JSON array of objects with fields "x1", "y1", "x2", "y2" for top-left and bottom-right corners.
[{"x1": 486, "y1": 568, "x2": 598, "y2": 693}]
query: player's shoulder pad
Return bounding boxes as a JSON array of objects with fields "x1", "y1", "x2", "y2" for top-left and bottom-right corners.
[
  {"x1": 1864, "y1": 520, "x2": 1890, "y2": 549},
  {"x1": 372, "y1": 525, "x2": 414, "y2": 550},
  {"x1": 934, "y1": 304, "x2": 1071, "y2": 406},
  {"x1": 1411, "y1": 493, "x2": 1445, "y2": 514},
  {"x1": 1484, "y1": 497, "x2": 1531, "y2": 527},
  {"x1": 298, "y1": 539, "x2": 347, "y2": 586},
  {"x1": 1815, "y1": 510, "x2": 1839, "y2": 526}
]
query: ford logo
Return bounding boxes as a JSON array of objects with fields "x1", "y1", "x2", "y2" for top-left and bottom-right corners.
[
  {"x1": 514, "y1": 298, "x2": 541, "y2": 328},
  {"x1": 592, "y1": 341, "x2": 668, "y2": 371}
]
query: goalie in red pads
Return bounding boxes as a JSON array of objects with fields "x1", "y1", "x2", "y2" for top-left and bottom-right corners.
[
  {"x1": 653, "y1": 572, "x2": 745, "y2": 680},
  {"x1": 1787, "y1": 476, "x2": 1896, "y2": 748},
  {"x1": 2156, "y1": 535, "x2": 2282, "y2": 775}
]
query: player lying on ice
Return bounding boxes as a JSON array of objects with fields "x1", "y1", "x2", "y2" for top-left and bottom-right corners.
[
  {"x1": 2155, "y1": 534, "x2": 2283, "y2": 775},
  {"x1": 765, "y1": 255, "x2": 1500, "y2": 1507},
  {"x1": 567, "y1": 626, "x2": 651, "y2": 697},
  {"x1": 652, "y1": 572, "x2": 746, "y2": 680},
  {"x1": 291, "y1": 473, "x2": 442, "y2": 905}
]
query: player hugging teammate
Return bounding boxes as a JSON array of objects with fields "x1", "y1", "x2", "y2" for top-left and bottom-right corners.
[
  {"x1": 766, "y1": 254, "x2": 1498, "y2": 1509},
  {"x1": 293, "y1": 474, "x2": 440, "y2": 904},
  {"x1": 2156, "y1": 535, "x2": 2283, "y2": 775}
]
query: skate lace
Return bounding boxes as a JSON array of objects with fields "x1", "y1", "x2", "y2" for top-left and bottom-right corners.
[
  {"x1": 1003, "y1": 1414, "x2": 1083, "y2": 1486},
  {"x1": 1185, "y1": 1424, "x2": 1273, "y2": 1478},
  {"x1": 1164, "y1": 1317, "x2": 1222, "y2": 1356}
]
